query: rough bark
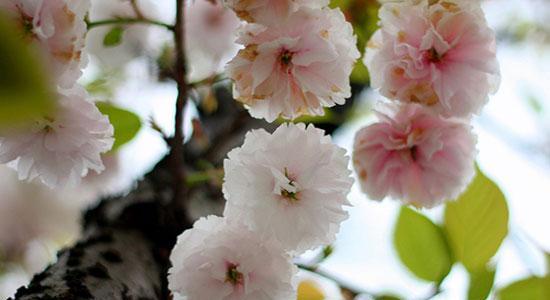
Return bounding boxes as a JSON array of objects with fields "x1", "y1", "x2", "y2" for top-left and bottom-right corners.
[
  {"x1": 11, "y1": 84, "x2": 365, "y2": 300},
  {"x1": 12, "y1": 157, "x2": 189, "y2": 300}
]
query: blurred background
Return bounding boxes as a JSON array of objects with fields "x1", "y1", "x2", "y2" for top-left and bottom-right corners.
[{"x1": 1, "y1": 0, "x2": 549, "y2": 299}]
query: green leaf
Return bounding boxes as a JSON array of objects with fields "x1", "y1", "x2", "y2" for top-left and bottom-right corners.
[
  {"x1": 375, "y1": 295, "x2": 402, "y2": 300},
  {"x1": 0, "y1": 12, "x2": 55, "y2": 130},
  {"x1": 394, "y1": 206, "x2": 453, "y2": 282},
  {"x1": 350, "y1": 60, "x2": 370, "y2": 84},
  {"x1": 322, "y1": 245, "x2": 334, "y2": 259},
  {"x1": 498, "y1": 277, "x2": 550, "y2": 300},
  {"x1": 96, "y1": 102, "x2": 141, "y2": 151},
  {"x1": 444, "y1": 168, "x2": 509, "y2": 272},
  {"x1": 468, "y1": 266, "x2": 495, "y2": 300},
  {"x1": 103, "y1": 26, "x2": 124, "y2": 47},
  {"x1": 527, "y1": 95, "x2": 543, "y2": 114}
]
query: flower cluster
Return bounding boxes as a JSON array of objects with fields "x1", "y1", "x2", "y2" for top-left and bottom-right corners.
[
  {"x1": 0, "y1": 0, "x2": 114, "y2": 188},
  {"x1": 353, "y1": 0, "x2": 499, "y2": 207},
  {"x1": 169, "y1": 2, "x2": 358, "y2": 298},
  {"x1": 225, "y1": 0, "x2": 360, "y2": 121},
  {"x1": 169, "y1": 124, "x2": 353, "y2": 299}
]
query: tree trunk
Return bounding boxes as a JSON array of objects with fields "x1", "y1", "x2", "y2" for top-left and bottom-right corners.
[{"x1": 12, "y1": 157, "x2": 190, "y2": 300}]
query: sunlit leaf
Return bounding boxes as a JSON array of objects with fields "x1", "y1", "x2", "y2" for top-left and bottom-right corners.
[
  {"x1": 96, "y1": 102, "x2": 141, "y2": 151},
  {"x1": 498, "y1": 277, "x2": 550, "y2": 300},
  {"x1": 444, "y1": 169, "x2": 509, "y2": 272},
  {"x1": 297, "y1": 280, "x2": 325, "y2": 300},
  {"x1": 468, "y1": 266, "x2": 495, "y2": 300},
  {"x1": 0, "y1": 12, "x2": 55, "y2": 130},
  {"x1": 103, "y1": 26, "x2": 124, "y2": 47},
  {"x1": 394, "y1": 207, "x2": 453, "y2": 282}
]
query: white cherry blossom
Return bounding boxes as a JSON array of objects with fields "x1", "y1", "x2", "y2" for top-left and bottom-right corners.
[{"x1": 223, "y1": 123, "x2": 353, "y2": 253}]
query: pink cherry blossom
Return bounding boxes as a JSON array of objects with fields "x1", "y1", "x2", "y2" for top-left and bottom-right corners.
[
  {"x1": 224, "y1": 0, "x2": 328, "y2": 25},
  {"x1": 0, "y1": 86, "x2": 114, "y2": 188},
  {"x1": 0, "y1": 0, "x2": 89, "y2": 88},
  {"x1": 168, "y1": 216, "x2": 297, "y2": 300},
  {"x1": 185, "y1": 0, "x2": 241, "y2": 82},
  {"x1": 364, "y1": 0, "x2": 500, "y2": 118},
  {"x1": 226, "y1": 7, "x2": 359, "y2": 122},
  {"x1": 353, "y1": 103, "x2": 477, "y2": 208}
]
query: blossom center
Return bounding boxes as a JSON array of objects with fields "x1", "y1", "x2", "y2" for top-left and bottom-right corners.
[
  {"x1": 279, "y1": 49, "x2": 293, "y2": 66},
  {"x1": 410, "y1": 145, "x2": 419, "y2": 161},
  {"x1": 425, "y1": 47, "x2": 443, "y2": 63},
  {"x1": 15, "y1": 5, "x2": 35, "y2": 39},
  {"x1": 279, "y1": 167, "x2": 299, "y2": 202},
  {"x1": 225, "y1": 263, "x2": 244, "y2": 286}
]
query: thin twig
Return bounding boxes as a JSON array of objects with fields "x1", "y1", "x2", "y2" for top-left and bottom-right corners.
[
  {"x1": 86, "y1": 18, "x2": 174, "y2": 31},
  {"x1": 296, "y1": 263, "x2": 374, "y2": 299},
  {"x1": 130, "y1": 0, "x2": 145, "y2": 19},
  {"x1": 188, "y1": 74, "x2": 229, "y2": 89}
]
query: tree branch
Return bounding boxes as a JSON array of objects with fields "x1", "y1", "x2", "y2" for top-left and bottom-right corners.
[{"x1": 169, "y1": 0, "x2": 188, "y2": 208}]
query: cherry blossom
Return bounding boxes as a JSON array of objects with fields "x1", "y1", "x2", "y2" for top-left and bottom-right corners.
[
  {"x1": 353, "y1": 103, "x2": 477, "y2": 208},
  {"x1": 168, "y1": 215, "x2": 297, "y2": 300},
  {"x1": 0, "y1": 166, "x2": 80, "y2": 263},
  {"x1": 0, "y1": 0, "x2": 90, "y2": 88},
  {"x1": 0, "y1": 87, "x2": 114, "y2": 188},
  {"x1": 364, "y1": 0, "x2": 500, "y2": 118},
  {"x1": 223, "y1": 123, "x2": 353, "y2": 253},
  {"x1": 224, "y1": 0, "x2": 328, "y2": 25},
  {"x1": 185, "y1": 0, "x2": 241, "y2": 82},
  {"x1": 226, "y1": 7, "x2": 360, "y2": 122}
]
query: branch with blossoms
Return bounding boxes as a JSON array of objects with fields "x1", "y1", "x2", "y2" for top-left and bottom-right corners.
[{"x1": 0, "y1": 0, "x2": 519, "y2": 299}]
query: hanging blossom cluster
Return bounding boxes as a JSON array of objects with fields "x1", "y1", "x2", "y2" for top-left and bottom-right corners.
[
  {"x1": 0, "y1": 0, "x2": 114, "y2": 188},
  {"x1": 353, "y1": 0, "x2": 500, "y2": 208},
  {"x1": 225, "y1": 0, "x2": 360, "y2": 122},
  {"x1": 168, "y1": 1, "x2": 357, "y2": 299}
]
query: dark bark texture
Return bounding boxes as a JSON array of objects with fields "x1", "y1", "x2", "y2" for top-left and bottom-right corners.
[{"x1": 12, "y1": 84, "x2": 364, "y2": 300}]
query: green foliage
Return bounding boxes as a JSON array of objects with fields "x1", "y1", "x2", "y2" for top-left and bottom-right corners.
[
  {"x1": 96, "y1": 102, "x2": 141, "y2": 151},
  {"x1": 498, "y1": 277, "x2": 550, "y2": 300},
  {"x1": 103, "y1": 26, "x2": 124, "y2": 47},
  {"x1": 394, "y1": 207, "x2": 453, "y2": 283},
  {"x1": 331, "y1": 0, "x2": 380, "y2": 84},
  {"x1": 468, "y1": 266, "x2": 496, "y2": 300},
  {"x1": 526, "y1": 95, "x2": 544, "y2": 114},
  {"x1": 322, "y1": 245, "x2": 334, "y2": 259},
  {"x1": 444, "y1": 169, "x2": 509, "y2": 272},
  {"x1": 0, "y1": 12, "x2": 55, "y2": 130},
  {"x1": 375, "y1": 295, "x2": 402, "y2": 300}
]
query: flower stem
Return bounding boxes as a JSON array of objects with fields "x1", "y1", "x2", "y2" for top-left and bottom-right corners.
[{"x1": 86, "y1": 18, "x2": 174, "y2": 31}]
